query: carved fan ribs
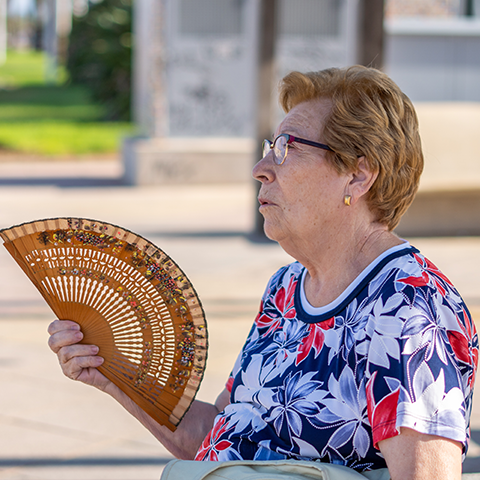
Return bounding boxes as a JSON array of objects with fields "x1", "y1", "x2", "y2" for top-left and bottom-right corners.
[{"x1": 0, "y1": 217, "x2": 208, "y2": 431}]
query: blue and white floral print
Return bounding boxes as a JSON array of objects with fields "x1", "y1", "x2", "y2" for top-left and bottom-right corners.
[{"x1": 195, "y1": 244, "x2": 478, "y2": 471}]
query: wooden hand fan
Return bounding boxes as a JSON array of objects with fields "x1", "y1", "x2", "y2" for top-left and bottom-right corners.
[{"x1": 0, "y1": 217, "x2": 208, "y2": 431}]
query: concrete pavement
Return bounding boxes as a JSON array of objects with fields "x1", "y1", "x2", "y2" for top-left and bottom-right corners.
[{"x1": 0, "y1": 159, "x2": 479, "y2": 479}]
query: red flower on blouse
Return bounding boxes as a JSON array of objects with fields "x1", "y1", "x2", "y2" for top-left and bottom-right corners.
[
  {"x1": 398, "y1": 254, "x2": 454, "y2": 296},
  {"x1": 255, "y1": 279, "x2": 297, "y2": 335},
  {"x1": 195, "y1": 416, "x2": 233, "y2": 461},
  {"x1": 447, "y1": 306, "x2": 478, "y2": 388},
  {"x1": 366, "y1": 371, "x2": 400, "y2": 449},
  {"x1": 296, "y1": 317, "x2": 335, "y2": 366}
]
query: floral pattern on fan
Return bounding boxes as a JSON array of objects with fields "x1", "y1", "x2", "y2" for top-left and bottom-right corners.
[{"x1": 0, "y1": 217, "x2": 208, "y2": 431}]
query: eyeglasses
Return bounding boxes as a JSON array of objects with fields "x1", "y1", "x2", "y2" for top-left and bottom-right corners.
[{"x1": 262, "y1": 133, "x2": 333, "y2": 165}]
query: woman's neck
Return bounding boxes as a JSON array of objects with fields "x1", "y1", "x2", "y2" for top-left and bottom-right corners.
[{"x1": 291, "y1": 223, "x2": 404, "y2": 309}]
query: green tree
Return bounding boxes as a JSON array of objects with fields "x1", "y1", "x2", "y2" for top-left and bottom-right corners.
[{"x1": 67, "y1": 0, "x2": 132, "y2": 120}]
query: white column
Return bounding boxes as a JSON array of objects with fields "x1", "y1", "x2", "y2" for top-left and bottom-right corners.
[
  {"x1": 132, "y1": 0, "x2": 168, "y2": 137},
  {"x1": 0, "y1": 0, "x2": 6, "y2": 65},
  {"x1": 42, "y1": 0, "x2": 57, "y2": 83},
  {"x1": 56, "y1": 0, "x2": 72, "y2": 67}
]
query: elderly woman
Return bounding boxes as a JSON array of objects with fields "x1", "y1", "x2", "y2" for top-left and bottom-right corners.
[{"x1": 48, "y1": 66, "x2": 477, "y2": 479}]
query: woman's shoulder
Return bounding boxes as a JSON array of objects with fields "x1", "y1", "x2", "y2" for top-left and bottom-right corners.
[
  {"x1": 371, "y1": 247, "x2": 473, "y2": 336},
  {"x1": 338, "y1": 245, "x2": 472, "y2": 342},
  {"x1": 268, "y1": 261, "x2": 304, "y2": 284},
  {"x1": 391, "y1": 248, "x2": 461, "y2": 300},
  {"x1": 364, "y1": 244, "x2": 455, "y2": 294},
  {"x1": 260, "y1": 262, "x2": 304, "y2": 300}
]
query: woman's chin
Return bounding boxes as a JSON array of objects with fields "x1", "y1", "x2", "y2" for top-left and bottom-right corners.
[{"x1": 262, "y1": 222, "x2": 284, "y2": 243}]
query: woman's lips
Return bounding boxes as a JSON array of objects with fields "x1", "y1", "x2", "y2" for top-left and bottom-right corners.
[{"x1": 258, "y1": 197, "x2": 276, "y2": 210}]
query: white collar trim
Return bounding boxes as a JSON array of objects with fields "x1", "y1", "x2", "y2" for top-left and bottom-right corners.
[{"x1": 299, "y1": 241, "x2": 410, "y2": 316}]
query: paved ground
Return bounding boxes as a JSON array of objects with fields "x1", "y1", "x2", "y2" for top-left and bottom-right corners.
[{"x1": 0, "y1": 160, "x2": 479, "y2": 479}]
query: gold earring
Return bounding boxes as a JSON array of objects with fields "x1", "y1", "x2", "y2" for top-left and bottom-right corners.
[{"x1": 344, "y1": 195, "x2": 352, "y2": 206}]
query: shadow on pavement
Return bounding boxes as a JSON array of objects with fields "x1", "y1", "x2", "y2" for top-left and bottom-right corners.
[
  {"x1": 143, "y1": 230, "x2": 249, "y2": 239},
  {"x1": 0, "y1": 456, "x2": 172, "y2": 467},
  {"x1": 0, "y1": 176, "x2": 126, "y2": 188}
]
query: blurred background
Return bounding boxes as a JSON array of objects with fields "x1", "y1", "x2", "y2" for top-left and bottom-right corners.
[
  {"x1": 0, "y1": 0, "x2": 479, "y2": 233},
  {"x1": 0, "y1": 0, "x2": 134, "y2": 160},
  {"x1": 1, "y1": 1, "x2": 480, "y2": 479}
]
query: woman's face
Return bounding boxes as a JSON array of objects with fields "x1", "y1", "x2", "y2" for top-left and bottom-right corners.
[{"x1": 253, "y1": 98, "x2": 350, "y2": 246}]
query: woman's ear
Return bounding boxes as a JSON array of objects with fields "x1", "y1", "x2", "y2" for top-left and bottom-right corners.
[{"x1": 346, "y1": 156, "x2": 378, "y2": 204}]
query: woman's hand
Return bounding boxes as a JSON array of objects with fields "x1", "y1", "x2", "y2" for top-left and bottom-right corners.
[
  {"x1": 47, "y1": 319, "x2": 110, "y2": 392},
  {"x1": 47, "y1": 319, "x2": 227, "y2": 459}
]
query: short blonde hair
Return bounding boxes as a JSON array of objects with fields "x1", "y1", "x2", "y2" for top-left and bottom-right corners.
[{"x1": 279, "y1": 66, "x2": 423, "y2": 230}]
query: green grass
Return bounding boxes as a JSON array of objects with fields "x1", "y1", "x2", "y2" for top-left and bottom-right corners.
[
  {"x1": 0, "y1": 50, "x2": 135, "y2": 156},
  {"x1": 0, "y1": 50, "x2": 67, "y2": 87},
  {"x1": 0, "y1": 121, "x2": 135, "y2": 155},
  {"x1": 0, "y1": 85, "x2": 105, "y2": 121}
]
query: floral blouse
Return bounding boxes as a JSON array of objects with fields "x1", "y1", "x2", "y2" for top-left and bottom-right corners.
[{"x1": 195, "y1": 244, "x2": 478, "y2": 471}]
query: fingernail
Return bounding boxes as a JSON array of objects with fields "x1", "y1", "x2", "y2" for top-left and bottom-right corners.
[{"x1": 92, "y1": 346, "x2": 99, "y2": 354}]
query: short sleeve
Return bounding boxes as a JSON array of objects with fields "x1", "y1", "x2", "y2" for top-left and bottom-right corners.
[{"x1": 365, "y1": 276, "x2": 477, "y2": 453}]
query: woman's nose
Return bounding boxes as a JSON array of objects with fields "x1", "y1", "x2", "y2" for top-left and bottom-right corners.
[{"x1": 252, "y1": 149, "x2": 275, "y2": 183}]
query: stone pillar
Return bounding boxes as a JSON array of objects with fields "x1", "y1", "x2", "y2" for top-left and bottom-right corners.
[
  {"x1": 124, "y1": 0, "x2": 255, "y2": 186},
  {"x1": 0, "y1": 0, "x2": 6, "y2": 65},
  {"x1": 357, "y1": 0, "x2": 385, "y2": 68},
  {"x1": 132, "y1": 0, "x2": 168, "y2": 137},
  {"x1": 253, "y1": 0, "x2": 278, "y2": 237},
  {"x1": 41, "y1": 0, "x2": 57, "y2": 83},
  {"x1": 56, "y1": 0, "x2": 72, "y2": 65},
  {"x1": 41, "y1": 0, "x2": 72, "y2": 81}
]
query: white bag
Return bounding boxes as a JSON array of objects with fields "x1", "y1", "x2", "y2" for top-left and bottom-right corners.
[{"x1": 160, "y1": 459, "x2": 390, "y2": 480}]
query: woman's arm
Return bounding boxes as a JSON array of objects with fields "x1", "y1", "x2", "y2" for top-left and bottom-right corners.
[
  {"x1": 103, "y1": 382, "x2": 230, "y2": 459},
  {"x1": 378, "y1": 427, "x2": 462, "y2": 480},
  {"x1": 48, "y1": 319, "x2": 229, "y2": 459}
]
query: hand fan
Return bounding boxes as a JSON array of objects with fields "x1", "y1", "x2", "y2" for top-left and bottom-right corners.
[{"x1": 0, "y1": 217, "x2": 208, "y2": 431}]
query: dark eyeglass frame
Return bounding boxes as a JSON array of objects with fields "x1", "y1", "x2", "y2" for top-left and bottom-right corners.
[{"x1": 262, "y1": 133, "x2": 334, "y2": 166}]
